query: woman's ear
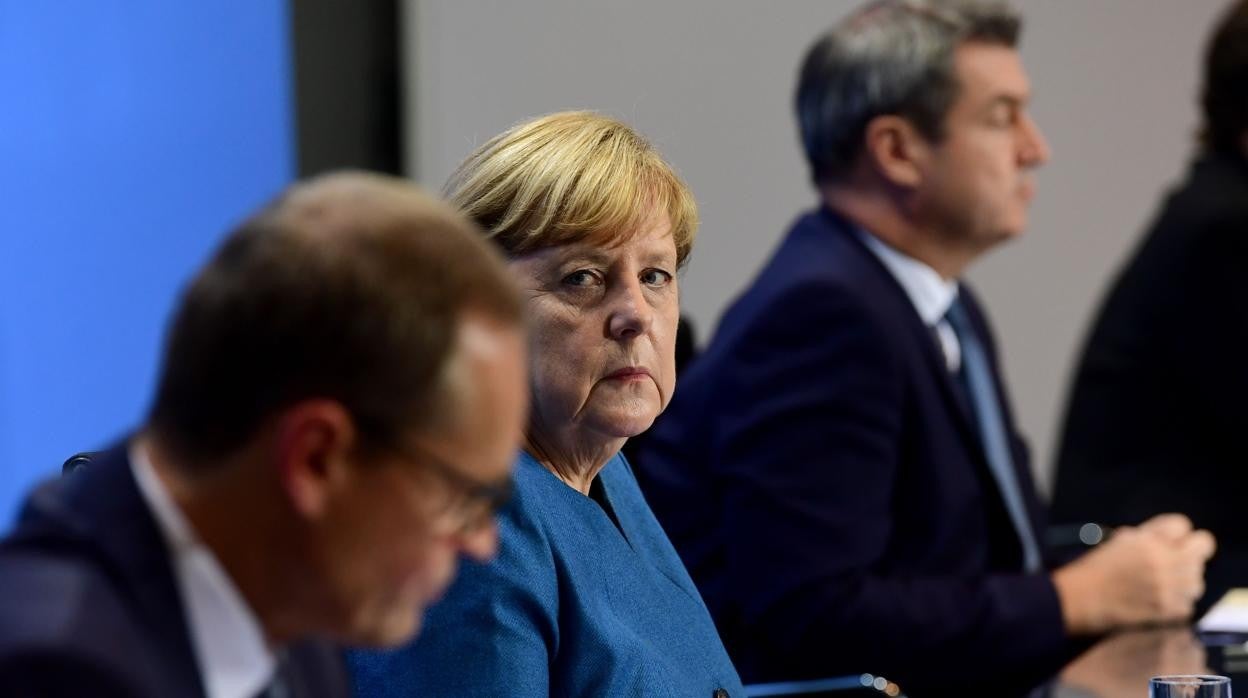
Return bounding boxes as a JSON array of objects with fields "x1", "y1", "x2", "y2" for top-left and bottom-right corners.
[
  {"x1": 862, "y1": 114, "x2": 931, "y2": 190},
  {"x1": 271, "y1": 400, "x2": 359, "y2": 520}
]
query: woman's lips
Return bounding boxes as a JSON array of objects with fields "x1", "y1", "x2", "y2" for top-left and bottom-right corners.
[{"x1": 604, "y1": 366, "x2": 651, "y2": 381}]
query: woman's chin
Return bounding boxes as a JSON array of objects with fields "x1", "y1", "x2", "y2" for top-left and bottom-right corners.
[{"x1": 584, "y1": 405, "x2": 660, "y2": 441}]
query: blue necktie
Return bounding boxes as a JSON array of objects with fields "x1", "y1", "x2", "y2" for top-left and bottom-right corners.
[{"x1": 945, "y1": 298, "x2": 1043, "y2": 573}]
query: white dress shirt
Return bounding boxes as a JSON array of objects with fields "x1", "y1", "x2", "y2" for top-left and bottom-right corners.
[
  {"x1": 130, "y1": 442, "x2": 276, "y2": 698},
  {"x1": 855, "y1": 228, "x2": 962, "y2": 372}
]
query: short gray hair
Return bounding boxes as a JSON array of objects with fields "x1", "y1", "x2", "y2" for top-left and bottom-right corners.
[{"x1": 796, "y1": 0, "x2": 1021, "y2": 184}]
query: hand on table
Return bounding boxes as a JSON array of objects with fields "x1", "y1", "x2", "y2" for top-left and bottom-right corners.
[{"x1": 1052, "y1": 514, "x2": 1216, "y2": 635}]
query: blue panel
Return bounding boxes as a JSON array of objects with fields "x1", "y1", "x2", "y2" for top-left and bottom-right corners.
[{"x1": 0, "y1": 1, "x2": 295, "y2": 526}]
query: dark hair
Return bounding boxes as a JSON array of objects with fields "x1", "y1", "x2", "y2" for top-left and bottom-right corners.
[
  {"x1": 796, "y1": 0, "x2": 1020, "y2": 184},
  {"x1": 148, "y1": 171, "x2": 522, "y2": 464},
  {"x1": 1201, "y1": 0, "x2": 1248, "y2": 153}
]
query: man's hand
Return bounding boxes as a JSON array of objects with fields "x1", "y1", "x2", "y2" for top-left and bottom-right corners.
[{"x1": 1052, "y1": 514, "x2": 1216, "y2": 635}]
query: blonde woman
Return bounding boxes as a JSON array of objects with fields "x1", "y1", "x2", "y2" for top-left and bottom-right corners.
[{"x1": 348, "y1": 112, "x2": 743, "y2": 696}]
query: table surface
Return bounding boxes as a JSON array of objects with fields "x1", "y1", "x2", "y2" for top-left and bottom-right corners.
[
  {"x1": 1052, "y1": 627, "x2": 1246, "y2": 698},
  {"x1": 743, "y1": 627, "x2": 1246, "y2": 697}
]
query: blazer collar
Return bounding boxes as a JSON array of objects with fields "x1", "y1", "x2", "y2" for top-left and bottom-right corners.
[
  {"x1": 818, "y1": 206, "x2": 983, "y2": 455},
  {"x1": 29, "y1": 443, "x2": 207, "y2": 696}
]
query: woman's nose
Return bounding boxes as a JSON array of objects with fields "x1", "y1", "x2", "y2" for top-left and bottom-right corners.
[{"x1": 607, "y1": 278, "x2": 654, "y2": 340}]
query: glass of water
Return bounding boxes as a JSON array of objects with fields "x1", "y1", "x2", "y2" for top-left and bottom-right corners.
[{"x1": 1150, "y1": 675, "x2": 1231, "y2": 698}]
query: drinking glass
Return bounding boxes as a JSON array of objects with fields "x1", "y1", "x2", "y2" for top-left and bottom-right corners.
[{"x1": 1150, "y1": 675, "x2": 1231, "y2": 698}]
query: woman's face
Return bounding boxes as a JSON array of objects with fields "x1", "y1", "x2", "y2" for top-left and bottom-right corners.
[{"x1": 508, "y1": 208, "x2": 679, "y2": 446}]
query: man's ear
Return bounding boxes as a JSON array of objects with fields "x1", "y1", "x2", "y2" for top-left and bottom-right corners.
[
  {"x1": 272, "y1": 400, "x2": 358, "y2": 519},
  {"x1": 862, "y1": 114, "x2": 932, "y2": 189}
]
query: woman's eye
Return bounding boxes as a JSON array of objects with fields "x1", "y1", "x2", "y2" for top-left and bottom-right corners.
[
  {"x1": 641, "y1": 269, "x2": 673, "y2": 287},
  {"x1": 562, "y1": 270, "x2": 599, "y2": 287}
]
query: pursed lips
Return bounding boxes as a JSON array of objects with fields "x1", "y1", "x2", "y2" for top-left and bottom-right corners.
[{"x1": 603, "y1": 366, "x2": 651, "y2": 381}]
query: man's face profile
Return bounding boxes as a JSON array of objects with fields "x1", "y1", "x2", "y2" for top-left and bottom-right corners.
[
  {"x1": 305, "y1": 312, "x2": 528, "y2": 647},
  {"x1": 914, "y1": 41, "x2": 1051, "y2": 250}
]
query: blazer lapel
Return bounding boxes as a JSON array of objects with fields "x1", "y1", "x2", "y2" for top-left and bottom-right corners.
[
  {"x1": 65, "y1": 445, "x2": 207, "y2": 696},
  {"x1": 825, "y1": 211, "x2": 984, "y2": 454}
]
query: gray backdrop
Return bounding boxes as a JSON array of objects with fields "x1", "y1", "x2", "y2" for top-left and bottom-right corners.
[{"x1": 404, "y1": 0, "x2": 1229, "y2": 494}]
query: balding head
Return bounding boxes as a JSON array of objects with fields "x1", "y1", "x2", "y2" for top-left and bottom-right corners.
[{"x1": 148, "y1": 171, "x2": 522, "y2": 464}]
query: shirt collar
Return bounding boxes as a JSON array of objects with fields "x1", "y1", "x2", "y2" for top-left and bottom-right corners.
[
  {"x1": 854, "y1": 227, "x2": 959, "y2": 326},
  {"x1": 130, "y1": 441, "x2": 276, "y2": 698}
]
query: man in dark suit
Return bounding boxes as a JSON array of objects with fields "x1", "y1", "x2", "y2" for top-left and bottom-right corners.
[
  {"x1": 1053, "y1": 0, "x2": 1248, "y2": 614},
  {"x1": 0, "y1": 172, "x2": 528, "y2": 696},
  {"x1": 633, "y1": 1, "x2": 1216, "y2": 694}
]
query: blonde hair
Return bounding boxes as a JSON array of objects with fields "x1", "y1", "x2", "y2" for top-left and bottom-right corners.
[{"x1": 443, "y1": 111, "x2": 698, "y2": 267}]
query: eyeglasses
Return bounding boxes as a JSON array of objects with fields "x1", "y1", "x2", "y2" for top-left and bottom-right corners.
[{"x1": 394, "y1": 440, "x2": 514, "y2": 535}]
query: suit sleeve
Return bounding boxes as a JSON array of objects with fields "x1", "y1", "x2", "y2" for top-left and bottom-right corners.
[
  {"x1": 346, "y1": 514, "x2": 557, "y2": 697},
  {"x1": 709, "y1": 280, "x2": 1067, "y2": 689}
]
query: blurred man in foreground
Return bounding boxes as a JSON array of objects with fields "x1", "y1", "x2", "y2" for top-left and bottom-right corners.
[
  {"x1": 0, "y1": 172, "x2": 528, "y2": 697},
  {"x1": 635, "y1": 1, "x2": 1215, "y2": 694}
]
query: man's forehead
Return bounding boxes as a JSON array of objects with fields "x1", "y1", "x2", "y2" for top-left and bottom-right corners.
[
  {"x1": 446, "y1": 314, "x2": 525, "y2": 414},
  {"x1": 438, "y1": 316, "x2": 526, "y2": 472},
  {"x1": 953, "y1": 42, "x2": 1032, "y2": 103}
]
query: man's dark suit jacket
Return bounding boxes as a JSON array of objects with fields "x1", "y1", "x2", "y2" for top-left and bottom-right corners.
[
  {"x1": 1053, "y1": 152, "x2": 1248, "y2": 610},
  {"x1": 632, "y1": 208, "x2": 1071, "y2": 694},
  {"x1": 0, "y1": 444, "x2": 349, "y2": 697}
]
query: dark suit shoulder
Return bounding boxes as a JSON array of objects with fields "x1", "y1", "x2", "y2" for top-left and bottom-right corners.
[
  {"x1": 0, "y1": 548, "x2": 152, "y2": 695},
  {"x1": 0, "y1": 545, "x2": 146, "y2": 651},
  {"x1": 0, "y1": 449, "x2": 203, "y2": 695},
  {"x1": 1128, "y1": 155, "x2": 1248, "y2": 272},
  {"x1": 1177, "y1": 154, "x2": 1248, "y2": 218},
  {"x1": 707, "y1": 211, "x2": 902, "y2": 359},
  {"x1": 753, "y1": 210, "x2": 901, "y2": 299}
]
